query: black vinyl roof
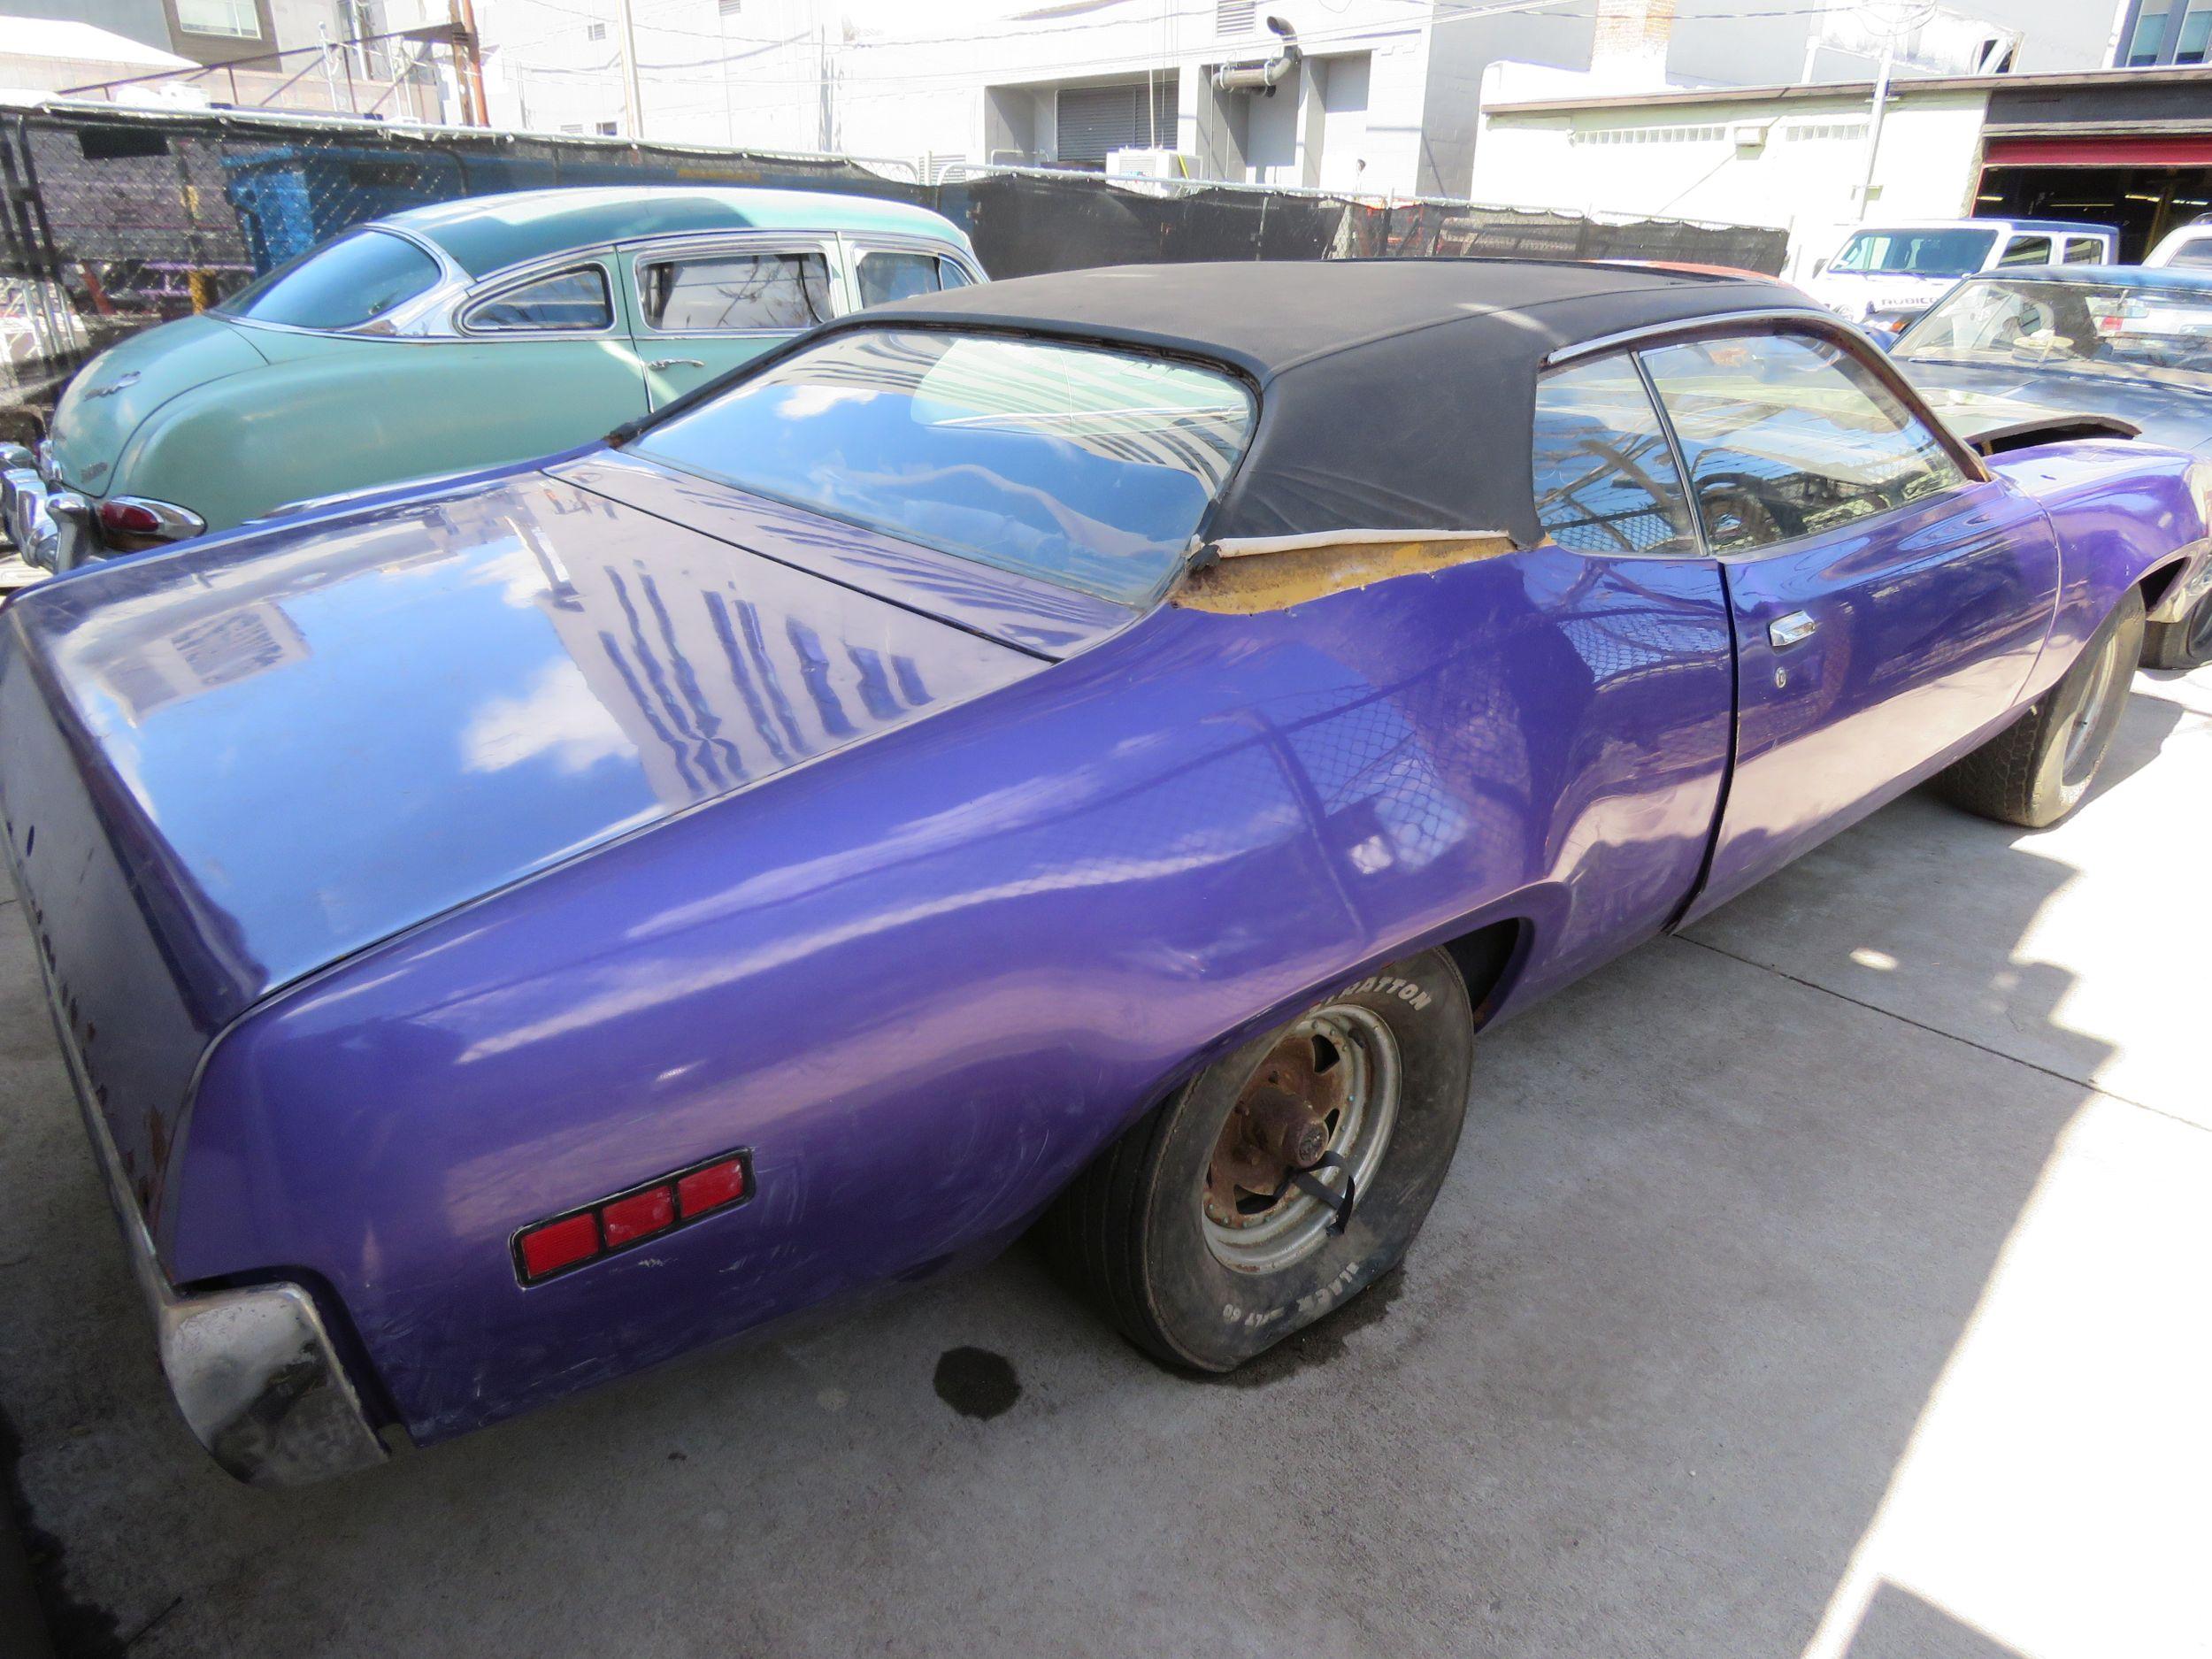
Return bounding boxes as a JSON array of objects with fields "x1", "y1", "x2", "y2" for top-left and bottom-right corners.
[
  {"x1": 843, "y1": 259, "x2": 1814, "y2": 549},
  {"x1": 620, "y1": 259, "x2": 1818, "y2": 553}
]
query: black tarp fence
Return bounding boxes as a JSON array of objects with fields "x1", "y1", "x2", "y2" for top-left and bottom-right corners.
[{"x1": 2, "y1": 101, "x2": 1787, "y2": 437}]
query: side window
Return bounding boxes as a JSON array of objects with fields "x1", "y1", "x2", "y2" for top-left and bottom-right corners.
[
  {"x1": 1640, "y1": 333, "x2": 1968, "y2": 556},
  {"x1": 461, "y1": 266, "x2": 611, "y2": 334},
  {"x1": 2167, "y1": 234, "x2": 2212, "y2": 269},
  {"x1": 854, "y1": 250, "x2": 973, "y2": 308},
  {"x1": 2063, "y1": 236, "x2": 2106, "y2": 264},
  {"x1": 639, "y1": 250, "x2": 833, "y2": 332},
  {"x1": 1530, "y1": 355, "x2": 1699, "y2": 557},
  {"x1": 1999, "y1": 234, "x2": 2053, "y2": 266}
]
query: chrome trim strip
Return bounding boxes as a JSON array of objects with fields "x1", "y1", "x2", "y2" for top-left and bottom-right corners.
[{"x1": 1542, "y1": 305, "x2": 1844, "y2": 366}]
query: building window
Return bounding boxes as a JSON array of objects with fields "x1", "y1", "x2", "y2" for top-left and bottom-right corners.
[
  {"x1": 1781, "y1": 120, "x2": 1869, "y2": 142},
  {"x1": 175, "y1": 0, "x2": 260, "y2": 38},
  {"x1": 2120, "y1": 0, "x2": 2212, "y2": 64},
  {"x1": 719, "y1": 0, "x2": 741, "y2": 12},
  {"x1": 586, "y1": 20, "x2": 606, "y2": 38},
  {"x1": 2180, "y1": 1, "x2": 2212, "y2": 61},
  {"x1": 1217, "y1": 0, "x2": 1255, "y2": 36},
  {"x1": 597, "y1": 120, "x2": 618, "y2": 135},
  {"x1": 1571, "y1": 124, "x2": 1727, "y2": 146}
]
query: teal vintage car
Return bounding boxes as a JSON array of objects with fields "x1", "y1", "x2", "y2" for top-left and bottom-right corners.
[{"x1": 3, "y1": 186, "x2": 980, "y2": 569}]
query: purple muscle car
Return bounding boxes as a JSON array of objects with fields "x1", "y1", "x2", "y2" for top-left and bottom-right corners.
[{"x1": 3, "y1": 262, "x2": 2204, "y2": 1486}]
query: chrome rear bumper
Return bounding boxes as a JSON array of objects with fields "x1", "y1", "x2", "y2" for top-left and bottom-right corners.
[
  {"x1": 2, "y1": 444, "x2": 90, "y2": 572},
  {"x1": 26, "y1": 928, "x2": 391, "y2": 1486}
]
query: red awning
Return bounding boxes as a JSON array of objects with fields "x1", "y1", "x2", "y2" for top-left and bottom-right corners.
[{"x1": 1984, "y1": 134, "x2": 2212, "y2": 168}]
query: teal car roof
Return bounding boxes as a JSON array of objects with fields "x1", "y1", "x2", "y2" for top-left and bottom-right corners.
[{"x1": 380, "y1": 187, "x2": 971, "y2": 276}]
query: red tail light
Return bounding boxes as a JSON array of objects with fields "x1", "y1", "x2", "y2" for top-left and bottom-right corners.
[
  {"x1": 600, "y1": 1184, "x2": 675, "y2": 1245},
  {"x1": 513, "y1": 1148, "x2": 753, "y2": 1284},
  {"x1": 94, "y1": 495, "x2": 204, "y2": 547},
  {"x1": 518, "y1": 1213, "x2": 601, "y2": 1280},
  {"x1": 98, "y1": 500, "x2": 163, "y2": 535},
  {"x1": 677, "y1": 1158, "x2": 745, "y2": 1217}
]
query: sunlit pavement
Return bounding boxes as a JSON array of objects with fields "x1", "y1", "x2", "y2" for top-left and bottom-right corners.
[{"x1": 0, "y1": 666, "x2": 2205, "y2": 1659}]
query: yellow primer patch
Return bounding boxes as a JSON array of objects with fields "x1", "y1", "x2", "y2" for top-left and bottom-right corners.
[{"x1": 1171, "y1": 533, "x2": 1517, "y2": 615}]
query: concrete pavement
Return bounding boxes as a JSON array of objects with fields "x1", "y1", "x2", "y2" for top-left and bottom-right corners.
[{"x1": 0, "y1": 664, "x2": 2206, "y2": 1659}]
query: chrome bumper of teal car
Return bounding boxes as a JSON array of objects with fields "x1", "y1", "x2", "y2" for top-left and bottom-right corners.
[
  {"x1": 27, "y1": 939, "x2": 392, "y2": 1487},
  {"x1": 2, "y1": 450, "x2": 86, "y2": 572}
]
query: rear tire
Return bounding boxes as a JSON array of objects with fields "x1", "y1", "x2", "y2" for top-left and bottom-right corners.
[
  {"x1": 1044, "y1": 949, "x2": 1473, "y2": 1372},
  {"x1": 1932, "y1": 588, "x2": 2144, "y2": 829},
  {"x1": 2142, "y1": 589, "x2": 2212, "y2": 671}
]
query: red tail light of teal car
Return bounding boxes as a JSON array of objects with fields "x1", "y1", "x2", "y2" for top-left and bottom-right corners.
[{"x1": 513, "y1": 1152, "x2": 752, "y2": 1285}]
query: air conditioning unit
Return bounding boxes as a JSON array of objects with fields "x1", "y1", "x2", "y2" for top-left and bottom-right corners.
[
  {"x1": 1730, "y1": 120, "x2": 1771, "y2": 151},
  {"x1": 1107, "y1": 148, "x2": 1197, "y2": 180}
]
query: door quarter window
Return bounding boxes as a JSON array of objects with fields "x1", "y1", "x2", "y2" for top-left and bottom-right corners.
[
  {"x1": 854, "y1": 249, "x2": 974, "y2": 308},
  {"x1": 1530, "y1": 355, "x2": 1699, "y2": 557},
  {"x1": 462, "y1": 265, "x2": 612, "y2": 333},
  {"x1": 1639, "y1": 333, "x2": 1968, "y2": 556},
  {"x1": 638, "y1": 250, "x2": 834, "y2": 332}
]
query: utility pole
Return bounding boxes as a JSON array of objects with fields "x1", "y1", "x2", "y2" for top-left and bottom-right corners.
[
  {"x1": 1854, "y1": 0, "x2": 1933, "y2": 221},
  {"x1": 450, "y1": 0, "x2": 491, "y2": 126},
  {"x1": 1855, "y1": 27, "x2": 1893, "y2": 219},
  {"x1": 615, "y1": 0, "x2": 644, "y2": 138}
]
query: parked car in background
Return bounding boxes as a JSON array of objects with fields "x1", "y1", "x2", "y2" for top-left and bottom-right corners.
[
  {"x1": 2144, "y1": 213, "x2": 2212, "y2": 268},
  {"x1": 4, "y1": 262, "x2": 2204, "y2": 1486},
  {"x1": 1892, "y1": 265, "x2": 2212, "y2": 666},
  {"x1": 1806, "y1": 219, "x2": 2117, "y2": 342},
  {"x1": 1, "y1": 186, "x2": 980, "y2": 572}
]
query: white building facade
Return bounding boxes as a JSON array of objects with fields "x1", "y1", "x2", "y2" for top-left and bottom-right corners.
[{"x1": 474, "y1": 0, "x2": 1453, "y2": 196}]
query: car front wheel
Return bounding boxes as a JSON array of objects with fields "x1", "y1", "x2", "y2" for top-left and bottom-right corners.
[
  {"x1": 2143, "y1": 588, "x2": 2212, "y2": 671},
  {"x1": 1046, "y1": 948, "x2": 1473, "y2": 1372},
  {"x1": 1932, "y1": 587, "x2": 2144, "y2": 829}
]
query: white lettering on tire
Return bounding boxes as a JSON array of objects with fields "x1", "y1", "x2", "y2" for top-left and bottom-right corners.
[{"x1": 1340, "y1": 973, "x2": 1431, "y2": 1011}]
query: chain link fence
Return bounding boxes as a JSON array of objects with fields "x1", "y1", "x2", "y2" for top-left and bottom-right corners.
[{"x1": 3, "y1": 99, "x2": 1788, "y2": 442}]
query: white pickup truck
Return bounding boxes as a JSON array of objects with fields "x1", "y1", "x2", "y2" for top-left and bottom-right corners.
[{"x1": 1807, "y1": 218, "x2": 2118, "y2": 342}]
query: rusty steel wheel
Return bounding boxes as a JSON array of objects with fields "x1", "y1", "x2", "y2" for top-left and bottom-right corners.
[
  {"x1": 1201, "y1": 1004, "x2": 1401, "y2": 1273},
  {"x1": 1043, "y1": 947, "x2": 1474, "y2": 1373}
]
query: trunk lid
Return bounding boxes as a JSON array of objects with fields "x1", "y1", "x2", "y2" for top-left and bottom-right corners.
[
  {"x1": 46, "y1": 314, "x2": 269, "y2": 495},
  {"x1": 0, "y1": 466, "x2": 1060, "y2": 1221}
]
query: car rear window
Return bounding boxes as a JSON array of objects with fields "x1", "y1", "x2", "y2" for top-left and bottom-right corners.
[
  {"x1": 632, "y1": 328, "x2": 1255, "y2": 604},
  {"x1": 219, "y1": 228, "x2": 442, "y2": 331}
]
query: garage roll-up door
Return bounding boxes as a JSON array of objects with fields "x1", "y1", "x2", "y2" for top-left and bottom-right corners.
[
  {"x1": 1985, "y1": 134, "x2": 2212, "y2": 167},
  {"x1": 1057, "y1": 83, "x2": 1166, "y2": 165}
]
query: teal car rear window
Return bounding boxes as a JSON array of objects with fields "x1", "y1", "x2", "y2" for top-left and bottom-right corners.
[
  {"x1": 633, "y1": 328, "x2": 1255, "y2": 605},
  {"x1": 221, "y1": 229, "x2": 441, "y2": 331}
]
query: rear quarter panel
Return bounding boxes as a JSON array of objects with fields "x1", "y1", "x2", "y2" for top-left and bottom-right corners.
[
  {"x1": 120, "y1": 329, "x2": 649, "y2": 531},
  {"x1": 165, "y1": 545, "x2": 1737, "y2": 1443}
]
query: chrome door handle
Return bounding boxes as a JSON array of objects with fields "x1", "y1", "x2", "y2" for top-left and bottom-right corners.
[
  {"x1": 1769, "y1": 610, "x2": 1817, "y2": 649},
  {"x1": 647, "y1": 357, "x2": 704, "y2": 371}
]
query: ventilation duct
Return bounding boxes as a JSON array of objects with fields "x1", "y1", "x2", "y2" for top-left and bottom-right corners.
[{"x1": 1212, "y1": 15, "x2": 1301, "y2": 95}]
